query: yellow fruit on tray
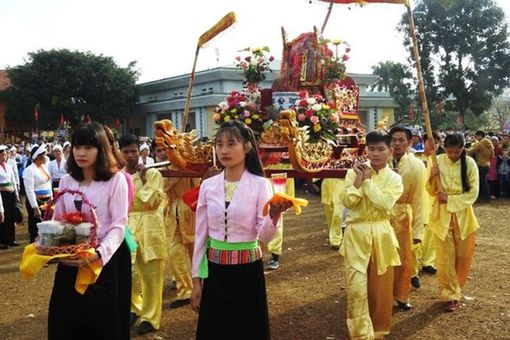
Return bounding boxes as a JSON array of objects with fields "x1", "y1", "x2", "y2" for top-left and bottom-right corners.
[{"x1": 262, "y1": 192, "x2": 309, "y2": 216}]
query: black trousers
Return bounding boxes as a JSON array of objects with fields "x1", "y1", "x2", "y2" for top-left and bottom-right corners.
[
  {"x1": 0, "y1": 191, "x2": 16, "y2": 245},
  {"x1": 478, "y1": 166, "x2": 490, "y2": 201},
  {"x1": 26, "y1": 197, "x2": 51, "y2": 243},
  {"x1": 48, "y1": 241, "x2": 132, "y2": 340}
]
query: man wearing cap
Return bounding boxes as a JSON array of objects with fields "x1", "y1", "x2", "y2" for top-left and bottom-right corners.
[
  {"x1": 411, "y1": 129, "x2": 424, "y2": 152},
  {"x1": 139, "y1": 143, "x2": 154, "y2": 166},
  {"x1": 23, "y1": 144, "x2": 53, "y2": 243},
  {"x1": 0, "y1": 145, "x2": 19, "y2": 248}
]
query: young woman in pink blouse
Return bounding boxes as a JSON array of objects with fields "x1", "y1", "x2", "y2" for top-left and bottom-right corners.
[
  {"x1": 191, "y1": 120, "x2": 291, "y2": 340},
  {"x1": 48, "y1": 122, "x2": 131, "y2": 340}
]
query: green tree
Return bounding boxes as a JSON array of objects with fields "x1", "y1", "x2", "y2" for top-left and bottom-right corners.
[
  {"x1": 371, "y1": 61, "x2": 414, "y2": 120},
  {"x1": 399, "y1": 0, "x2": 510, "y2": 119},
  {"x1": 0, "y1": 49, "x2": 139, "y2": 130}
]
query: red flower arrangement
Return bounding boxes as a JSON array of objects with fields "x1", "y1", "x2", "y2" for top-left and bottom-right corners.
[{"x1": 293, "y1": 90, "x2": 340, "y2": 143}]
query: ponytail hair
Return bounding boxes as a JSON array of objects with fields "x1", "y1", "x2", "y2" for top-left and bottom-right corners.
[
  {"x1": 444, "y1": 134, "x2": 471, "y2": 193},
  {"x1": 215, "y1": 120, "x2": 265, "y2": 177}
]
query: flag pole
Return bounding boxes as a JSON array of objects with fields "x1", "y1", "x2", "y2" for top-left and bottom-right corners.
[
  {"x1": 182, "y1": 44, "x2": 200, "y2": 132},
  {"x1": 405, "y1": 3, "x2": 443, "y2": 193},
  {"x1": 181, "y1": 12, "x2": 236, "y2": 132}
]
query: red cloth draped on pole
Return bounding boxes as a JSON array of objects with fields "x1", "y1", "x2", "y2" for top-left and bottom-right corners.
[
  {"x1": 59, "y1": 113, "x2": 64, "y2": 126},
  {"x1": 34, "y1": 110, "x2": 39, "y2": 122}
]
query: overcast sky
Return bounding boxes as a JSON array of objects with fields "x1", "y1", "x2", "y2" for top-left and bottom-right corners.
[{"x1": 2, "y1": 0, "x2": 510, "y2": 83}]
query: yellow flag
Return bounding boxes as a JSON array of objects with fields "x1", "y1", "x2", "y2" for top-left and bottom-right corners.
[{"x1": 198, "y1": 12, "x2": 236, "y2": 48}]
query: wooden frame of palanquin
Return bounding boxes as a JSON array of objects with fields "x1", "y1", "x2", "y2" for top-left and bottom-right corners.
[{"x1": 162, "y1": 1, "x2": 440, "y2": 181}]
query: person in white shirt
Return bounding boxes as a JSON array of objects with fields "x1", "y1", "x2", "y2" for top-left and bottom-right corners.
[
  {"x1": 48, "y1": 144, "x2": 67, "y2": 192},
  {"x1": 7, "y1": 146, "x2": 20, "y2": 190},
  {"x1": 23, "y1": 144, "x2": 53, "y2": 243},
  {"x1": 0, "y1": 145, "x2": 20, "y2": 248},
  {"x1": 139, "y1": 143, "x2": 154, "y2": 166}
]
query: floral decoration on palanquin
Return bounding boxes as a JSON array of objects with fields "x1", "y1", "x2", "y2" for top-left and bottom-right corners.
[
  {"x1": 235, "y1": 46, "x2": 274, "y2": 86},
  {"x1": 294, "y1": 90, "x2": 340, "y2": 143},
  {"x1": 213, "y1": 90, "x2": 265, "y2": 132}
]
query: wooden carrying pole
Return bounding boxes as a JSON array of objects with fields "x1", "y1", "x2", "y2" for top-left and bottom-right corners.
[{"x1": 405, "y1": 4, "x2": 443, "y2": 193}]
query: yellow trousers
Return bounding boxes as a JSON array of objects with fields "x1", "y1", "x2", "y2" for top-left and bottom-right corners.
[
  {"x1": 131, "y1": 250, "x2": 164, "y2": 329},
  {"x1": 168, "y1": 232, "x2": 193, "y2": 301},
  {"x1": 412, "y1": 226, "x2": 436, "y2": 276},
  {"x1": 267, "y1": 219, "x2": 283, "y2": 255},
  {"x1": 392, "y1": 224, "x2": 412, "y2": 303},
  {"x1": 434, "y1": 215, "x2": 476, "y2": 302},
  {"x1": 346, "y1": 252, "x2": 394, "y2": 340},
  {"x1": 324, "y1": 203, "x2": 343, "y2": 247},
  {"x1": 390, "y1": 205, "x2": 413, "y2": 303}
]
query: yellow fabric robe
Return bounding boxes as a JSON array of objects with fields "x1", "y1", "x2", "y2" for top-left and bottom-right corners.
[
  {"x1": 340, "y1": 164, "x2": 403, "y2": 339},
  {"x1": 426, "y1": 154, "x2": 479, "y2": 302},
  {"x1": 390, "y1": 153, "x2": 426, "y2": 302},
  {"x1": 129, "y1": 168, "x2": 167, "y2": 329},
  {"x1": 163, "y1": 177, "x2": 199, "y2": 301},
  {"x1": 321, "y1": 178, "x2": 345, "y2": 247}
]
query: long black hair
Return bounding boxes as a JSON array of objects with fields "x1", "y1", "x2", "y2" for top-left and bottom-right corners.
[
  {"x1": 444, "y1": 134, "x2": 471, "y2": 193},
  {"x1": 215, "y1": 120, "x2": 264, "y2": 177}
]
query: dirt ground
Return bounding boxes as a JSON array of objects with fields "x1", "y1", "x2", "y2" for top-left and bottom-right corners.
[{"x1": 1, "y1": 190, "x2": 509, "y2": 340}]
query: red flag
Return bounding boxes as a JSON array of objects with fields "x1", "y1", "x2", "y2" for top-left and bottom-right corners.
[
  {"x1": 60, "y1": 113, "x2": 64, "y2": 126},
  {"x1": 34, "y1": 110, "x2": 39, "y2": 121},
  {"x1": 115, "y1": 116, "x2": 121, "y2": 128}
]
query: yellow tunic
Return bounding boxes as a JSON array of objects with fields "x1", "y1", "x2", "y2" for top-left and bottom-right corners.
[
  {"x1": 129, "y1": 169, "x2": 167, "y2": 262},
  {"x1": 390, "y1": 153, "x2": 426, "y2": 302},
  {"x1": 340, "y1": 164, "x2": 403, "y2": 339},
  {"x1": 426, "y1": 154, "x2": 480, "y2": 240},
  {"x1": 340, "y1": 165, "x2": 403, "y2": 275},
  {"x1": 129, "y1": 168, "x2": 167, "y2": 329}
]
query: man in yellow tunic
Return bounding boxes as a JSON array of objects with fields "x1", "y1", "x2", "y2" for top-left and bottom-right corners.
[
  {"x1": 153, "y1": 142, "x2": 199, "y2": 308},
  {"x1": 411, "y1": 133, "x2": 441, "y2": 288},
  {"x1": 340, "y1": 131, "x2": 403, "y2": 339},
  {"x1": 389, "y1": 127, "x2": 426, "y2": 310},
  {"x1": 426, "y1": 133, "x2": 479, "y2": 312},
  {"x1": 120, "y1": 134, "x2": 167, "y2": 335},
  {"x1": 321, "y1": 178, "x2": 345, "y2": 249}
]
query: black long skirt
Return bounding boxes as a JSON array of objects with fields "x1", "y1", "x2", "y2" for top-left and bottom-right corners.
[
  {"x1": 48, "y1": 241, "x2": 131, "y2": 340},
  {"x1": 0, "y1": 191, "x2": 16, "y2": 245},
  {"x1": 196, "y1": 259, "x2": 270, "y2": 340}
]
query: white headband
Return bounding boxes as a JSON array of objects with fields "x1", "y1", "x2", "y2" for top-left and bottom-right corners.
[
  {"x1": 32, "y1": 144, "x2": 47, "y2": 160},
  {"x1": 140, "y1": 143, "x2": 149, "y2": 152}
]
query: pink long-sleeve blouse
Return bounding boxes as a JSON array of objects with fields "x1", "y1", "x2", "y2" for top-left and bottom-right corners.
[
  {"x1": 192, "y1": 170, "x2": 278, "y2": 278},
  {"x1": 54, "y1": 172, "x2": 128, "y2": 265}
]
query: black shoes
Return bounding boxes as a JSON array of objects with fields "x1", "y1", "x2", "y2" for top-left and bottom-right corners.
[
  {"x1": 422, "y1": 266, "x2": 437, "y2": 274},
  {"x1": 411, "y1": 276, "x2": 421, "y2": 289},
  {"x1": 137, "y1": 321, "x2": 156, "y2": 335},
  {"x1": 395, "y1": 299, "x2": 412, "y2": 310},
  {"x1": 8, "y1": 242, "x2": 19, "y2": 247},
  {"x1": 331, "y1": 245, "x2": 340, "y2": 251},
  {"x1": 170, "y1": 298, "x2": 191, "y2": 308},
  {"x1": 0, "y1": 244, "x2": 7, "y2": 250}
]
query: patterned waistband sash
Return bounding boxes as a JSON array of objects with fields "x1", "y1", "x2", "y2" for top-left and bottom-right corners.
[{"x1": 198, "y1": 238, "x2": 259, "y2": 279}]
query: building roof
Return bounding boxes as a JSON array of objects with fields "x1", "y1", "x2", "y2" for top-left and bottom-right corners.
[{"x1": 0, "y1": 70, "x2": 10, "y2": 91}]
